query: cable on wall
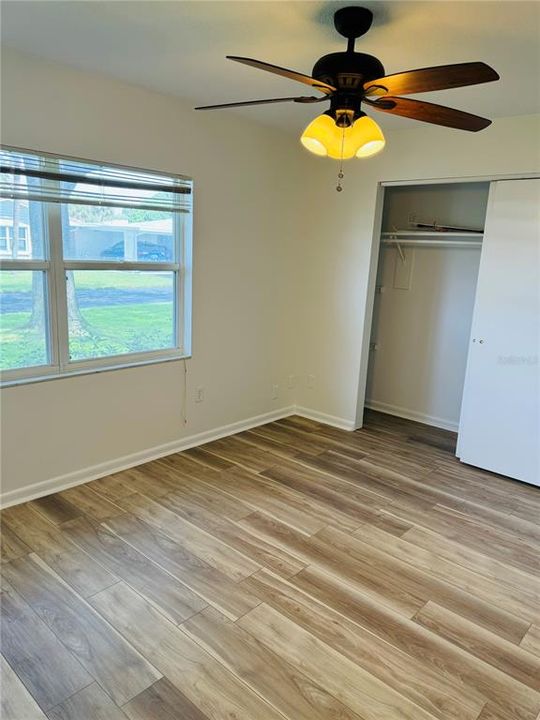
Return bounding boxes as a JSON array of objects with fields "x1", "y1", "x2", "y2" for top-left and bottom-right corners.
[{"x1": 181, "y1": 358, "x2": 188, "y2": 426}]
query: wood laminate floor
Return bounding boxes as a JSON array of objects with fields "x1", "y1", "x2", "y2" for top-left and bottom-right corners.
[{"x1": 1, "y1": 411, "x2": 539, "y2": 720}]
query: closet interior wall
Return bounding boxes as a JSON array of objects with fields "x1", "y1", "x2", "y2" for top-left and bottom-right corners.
[{"x1": 365, "y1": 182, "x2": 490, "y2": 431}]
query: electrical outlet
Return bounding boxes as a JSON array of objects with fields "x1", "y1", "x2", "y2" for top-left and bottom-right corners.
[
  {"x1": 287, "y1": 375, "x2": 297, "y2": 389},
  {"x1": 307, "y1": 374, "x2": 316, "y2": 389},
  {"x1": 272, "y1": 384, "x2": 279, "y2": 400},
  {"x1": 195, "y1": 386, "x2": 204, "y2": 403}
]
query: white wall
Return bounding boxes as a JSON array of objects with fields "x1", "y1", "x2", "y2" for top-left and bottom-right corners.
[
  {"x1": 365, "y1": 245, "x2": 482, "y2": 430},
  {"x1": 293, "y1": 113, "x2": 540, "y2": 427},
  {"x1": 0, "y1": 49, "x2": 305, "y2": 502}
]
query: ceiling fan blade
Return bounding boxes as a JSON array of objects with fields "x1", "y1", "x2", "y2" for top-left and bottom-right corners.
[
  {"x1": 364, "y1": 62, "x2": 499, "y2": 96},
  {"x1": 195, "y1": 95, "x2": 326, "y2": 110},
  {"x1": 370, "y1": 96, "x2": 491, "y2": 131},
  {"x1": 227, "y1": 56, "x2": 336, "y2": 94}
]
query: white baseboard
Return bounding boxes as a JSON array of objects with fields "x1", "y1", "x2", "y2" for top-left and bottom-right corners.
[
  {"x1": 295, "y1": 406, "x2": 356, "y2": 431},
  {"x1": 365, "y1": 399, "x2": 459, "y2": 432},
  {"x1": 0, "y1": 405, "x2": 296, "y2": 509}
]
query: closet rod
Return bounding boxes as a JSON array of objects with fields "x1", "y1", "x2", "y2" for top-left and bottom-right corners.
[{"x1": 381, "y1": 239, "x2": 482, "y2": 249}]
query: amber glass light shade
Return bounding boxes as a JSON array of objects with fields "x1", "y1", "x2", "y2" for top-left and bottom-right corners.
[
  {"x1": 300, "y1": 113, "x2": 385, "y2": 160},
  {"x1": 354, "y1": 116, "x2": 385, "y2": 158}
]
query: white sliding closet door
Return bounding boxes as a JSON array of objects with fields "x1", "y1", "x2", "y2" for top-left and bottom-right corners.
[{"x1": 458, "y1": 179, "x2": 540, "y2": 485}]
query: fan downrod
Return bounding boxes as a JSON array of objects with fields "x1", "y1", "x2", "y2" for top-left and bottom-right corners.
[{"x1": 334, "y1": 7, "x2": 374, "y2": 40}]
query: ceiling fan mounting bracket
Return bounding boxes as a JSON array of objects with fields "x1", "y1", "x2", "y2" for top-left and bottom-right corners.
[{"x1": 334, "y1": 7, "x2": 374, "y2": 42}]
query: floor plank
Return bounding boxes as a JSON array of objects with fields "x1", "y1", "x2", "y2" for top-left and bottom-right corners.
[
  {"x1": 195, "y1": 435, "x2": 282, "y2": 473},
  {"x1": 55, "y1": 485, "x2": 126, "y2": 522},
  {"x1": 122, "y1": 678, "x2": 209, "y2": 720},
  {"x1": 520, "y1": 624, "x2": 540, "y2": 659},
  {"x1": 115, "y1": 492, "x2": 260, "y2": 581},
  {"x1": 1, "y1": 504, "x2": 117, "y2": 597},
  {"x1": 103, "y1": 513, "x2": 261, "y2": 620},
  {"x1": 0, "y1": 524, "x2": 31, "y2": 563},
  {"x1": 354, "y1": 523, "x2": 539, "y2": 624},
  {"x1": 46, "y1": 683, "x2": 129, "y2": 720},
  {"x1": 62, "y1": 516, "x2": 207, "y2": 624},
  {"x1": 90, "y1": 582, "x2": 285, "y2": 720},
  {"x1": 29, "y1": 495, "x2": 81, "y2": 526},
  {"x1": 158, "y1": 475, "x2": 252, "y2": 521},
  {"x1": 3, "y1": 554, "x2": 161, "y2": 705},
  {"x1": 158, "y1": 491, "x2": 306, "y2": 578},
  {"x1": 87, "y1": 470, "x2": 139, "y2": 501},
  {"x1": 414, "y1": 601, "x2": 540, "y2": 690},
  {"x1": 242, "y1": 569, "x2": 485, "y2": 720},
  {"x1": 183, "y1": 605, "x2": 364, "y2": 720},
  {"x1": 238, "y1": 602, "x2": 441, "y2": 720},
  {"x1": 402, "y1": 525, "x2": 540, "y2": 595},
  {"x1": 199, "y1": 465, "x2": 333, "y2": 535},
  {"x1": 0, "y1": 654, "x2": 48, "y2": 720},
  {"x1": 291, "y1": 565, "x2": 540, "y2": 720},
  {"x1": 0, "y1": 579, "x2": 92, "y2": 711},
  {"x1": 261, "y1": 459, "x2": 388, "y2": 522},
  {"x1": 1, "y1": 411, "x2": 539, "y2": 720}
]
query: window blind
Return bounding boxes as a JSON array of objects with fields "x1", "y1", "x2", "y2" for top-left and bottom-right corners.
[{"x1": 0, "y1": 148, "x2": 192, "y2": 213}]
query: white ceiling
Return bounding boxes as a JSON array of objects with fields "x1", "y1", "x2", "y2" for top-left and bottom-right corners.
[{"x1": 2, "y1": 1, "x2": 539, "y2": 134}]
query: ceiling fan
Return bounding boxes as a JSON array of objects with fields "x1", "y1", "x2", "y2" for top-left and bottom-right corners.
[{"x1": 195, "y1": 6, "x2": 499, "y2": 164}]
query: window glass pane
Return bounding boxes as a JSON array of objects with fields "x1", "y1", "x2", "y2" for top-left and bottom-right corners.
[
  {"x1": 0, "y1": 198, "x2": 45, "y2": 259},
  {"x1": 0, "y1": 271, "x2": 49, "y2": 370},
  {"x1": 67, "y1": 271, "x2": 175, "y2": 361},
  {"x1": 63, "y1": 205, "x2": 174, "y2": 262}
]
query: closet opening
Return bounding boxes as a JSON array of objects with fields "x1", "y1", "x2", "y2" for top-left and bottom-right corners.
[{"x1": 364, "y1": 181, "x2": 490, "y2": 436}]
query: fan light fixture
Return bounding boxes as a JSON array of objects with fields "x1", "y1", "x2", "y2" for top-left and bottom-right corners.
[
  {"x1": 195, "y1": 5, "x2": 499, "y2": 190},
  {"x1": 301, "y1": 111, "x2": 385, "y2": 160}
]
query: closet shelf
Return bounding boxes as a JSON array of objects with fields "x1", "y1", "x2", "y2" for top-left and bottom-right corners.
[{"x1": 381, "y1": 231, "x2": 483, "y2": 248}]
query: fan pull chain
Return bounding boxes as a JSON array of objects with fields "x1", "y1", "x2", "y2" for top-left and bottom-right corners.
[{"x1": 336, "y1": 125, "x2": 346, "y2": 192}]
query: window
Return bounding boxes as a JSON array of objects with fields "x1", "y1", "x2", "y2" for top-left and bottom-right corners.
[
  {"x1": 0, "y1": 147, "x2": 192, "y2": 384},
  {"x1": 17, "y1": 226, "x2": 28, "y2": 252}
]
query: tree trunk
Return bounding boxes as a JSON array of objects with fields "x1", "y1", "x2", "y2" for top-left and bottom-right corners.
[
  {"x1": 60, "y1": 202, "x2": 92, "y2": 338},
  {"x1": 65, "y1": 270, "x2": 88, "y2": 337}
]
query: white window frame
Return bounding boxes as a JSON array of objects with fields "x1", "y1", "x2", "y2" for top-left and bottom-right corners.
[{"x1": 0, "y1": 148, "x2": 192, "y2": 387}]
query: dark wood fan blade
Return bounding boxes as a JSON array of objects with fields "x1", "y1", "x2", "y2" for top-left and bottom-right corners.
[
  {"x1": 227, "y1": 56, "x2": 336, "y2": 94},
  {"x1": 364, "y1": 62, "x2": 499, "y2": 96},
  {"x1": 195, "y1": 95, "x2": 325, "y2": 110},
  {"x1": 370, "y1": 96, "x2": 491, "y2": 131}
]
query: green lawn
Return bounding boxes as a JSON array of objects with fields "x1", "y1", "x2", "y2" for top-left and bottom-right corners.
[
  {"x1": 0, "y1": 302, "x2": 174, "y2": 370},
  {"x1": 0, "y1": 270, "x2": 170, "y2": 292},
  {"x1": 1, "y1": 267, "x2": 175, "y2": 370}
]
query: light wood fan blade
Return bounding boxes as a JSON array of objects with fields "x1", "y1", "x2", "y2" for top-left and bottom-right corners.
[
  {"x1": 227, "y1": 56, "x2": 336, "y2": 94},
  {"x1": 364, "y1": 62, "x2": 499, "y2": 96},
  {"x1": 370, "y1": 96, "x2": 491, "y2": 131},
  {"x1": 195, "y1": 95, "x2": 326, "y2": 110}
]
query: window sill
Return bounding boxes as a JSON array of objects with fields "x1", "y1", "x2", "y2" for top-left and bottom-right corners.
[{"x1": 0, "y1": 352, "x2": 191, "y2": 388}]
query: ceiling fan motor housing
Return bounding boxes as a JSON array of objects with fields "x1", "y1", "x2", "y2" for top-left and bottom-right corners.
[
  {"x1": 312, "y1": 52, "x2": 385, "y2": 90},
  {"x1": 312, "y1": 52, "x2": 385, "y2": 121}
]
